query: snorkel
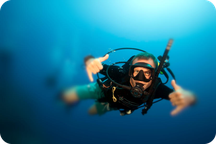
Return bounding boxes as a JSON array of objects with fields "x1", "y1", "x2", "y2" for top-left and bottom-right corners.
[{"x1": 141, "y1": 39, "x2": 173, "y2": 115}]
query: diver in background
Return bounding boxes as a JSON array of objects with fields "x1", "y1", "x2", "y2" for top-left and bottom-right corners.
[{"x1": 62, "y1": 52, "x2": 196, "y2": 116}]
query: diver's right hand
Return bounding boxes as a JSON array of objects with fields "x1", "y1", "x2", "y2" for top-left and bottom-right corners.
[{"x1": 86, "y1": 54, "x2": 109, "y2": 82}]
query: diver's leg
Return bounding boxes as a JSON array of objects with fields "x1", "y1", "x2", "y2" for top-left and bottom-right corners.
[
  {"x1": 63, "y1": 82, "x2": 104, "y2": 104},
  {"x1": 88, "y1": 102, "x2": 115, "y2": 116},
  {"x1": 63, "y1": 87, "x2": 79, "y2": 104},
  {"x1": 88, "y1": 104, "x2": 98, "y2": 115}
]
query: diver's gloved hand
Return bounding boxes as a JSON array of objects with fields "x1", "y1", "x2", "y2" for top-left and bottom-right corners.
[
  {"x1": 169, "y1": 80, "x2": 196, "y2": 116},
  {"x1": 85, "y1": 54, "x2": 109, "y2": 82}
]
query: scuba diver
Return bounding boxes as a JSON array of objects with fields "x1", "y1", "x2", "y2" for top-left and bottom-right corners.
[{"x1": 62, "y1": 39, "x2": 196, "y2": 116}]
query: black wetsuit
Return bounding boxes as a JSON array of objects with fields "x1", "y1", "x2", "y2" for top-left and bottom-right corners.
[{"x1": 97, "y1": 62, "x2": 173, "y2": 111}]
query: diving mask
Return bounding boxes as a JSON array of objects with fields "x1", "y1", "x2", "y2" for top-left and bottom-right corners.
[{"x1": 129, "y1": 62, "x2": 155, "y2": 82}]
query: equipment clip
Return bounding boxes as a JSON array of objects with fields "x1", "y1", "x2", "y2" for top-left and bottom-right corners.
[{"x1": 112, "y1": 86, "x2": 117, "y2": 102}]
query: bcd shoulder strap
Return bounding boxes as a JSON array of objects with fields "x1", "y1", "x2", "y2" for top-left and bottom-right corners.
[{"x1": 142, "y1": 78, "x2": 162, "y2": 115}]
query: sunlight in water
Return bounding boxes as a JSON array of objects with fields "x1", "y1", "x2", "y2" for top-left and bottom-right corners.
[{"x1": 70, "y1": 0, "x2": 213, "y2": 41}]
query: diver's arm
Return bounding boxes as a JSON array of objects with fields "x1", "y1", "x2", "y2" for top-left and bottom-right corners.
[
  {"x1": 154, "y1": 83, "x2": 173, "y2": 100},
  {"x1": 99, "y1": 63, "x2": 120, "y2": 76},
  {"x1": 84, "y1": 55, "x2": 124, "y2": 76},
  {"x1": 154, "y1": 82, "x2": 196, "y2": 105},
  {"x1": 99, "y1": 55, "x2": 134, "y2": 77}
]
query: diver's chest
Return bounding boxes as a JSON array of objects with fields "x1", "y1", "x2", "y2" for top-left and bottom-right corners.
[{"x1": 112, "y1": 88, "x2": 142, "y2": 104}]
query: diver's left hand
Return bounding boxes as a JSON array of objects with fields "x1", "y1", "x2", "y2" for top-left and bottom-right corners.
[{"x1": 169, "y1": 80, "x2": 196, "y2": 116}]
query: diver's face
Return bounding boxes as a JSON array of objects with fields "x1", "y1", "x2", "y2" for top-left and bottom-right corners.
[
  {"x1": 130, "y1": 58, "x2": 156, "y2": 90},
  {"x1": 133, "y1": 67, "x2": 152, "y2": 79}
]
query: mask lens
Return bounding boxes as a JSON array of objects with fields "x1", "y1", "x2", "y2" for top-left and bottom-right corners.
[
  {"x1": 133, "y1": 68, "x2": 151, "y2": 78},
  {"x1": 144, "y1": 71, "x2": 151, "y2": 78}
]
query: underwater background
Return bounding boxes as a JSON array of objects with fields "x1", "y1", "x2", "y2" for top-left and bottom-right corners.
[{"x1": 0, "y1": 0, "x2": 216, "y2": 144}]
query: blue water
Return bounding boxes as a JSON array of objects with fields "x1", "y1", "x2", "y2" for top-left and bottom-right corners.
[{"x1": 0, "y1": 0, "x2": 216, "y2": 144}]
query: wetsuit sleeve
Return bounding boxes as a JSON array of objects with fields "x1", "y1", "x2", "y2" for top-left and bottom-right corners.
[
  {"x1": 154, "y1": 83, "x2": 174, "y2": 100},
  {"x1": 98, "y1": 55, "x2": 134, "y2": 77},
  {"x1": 99, "y1": 64, "x2": 118, "y2": 75},
  {"x1": 99, "y1": 63, "x2": 126, "y2": 82}
]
